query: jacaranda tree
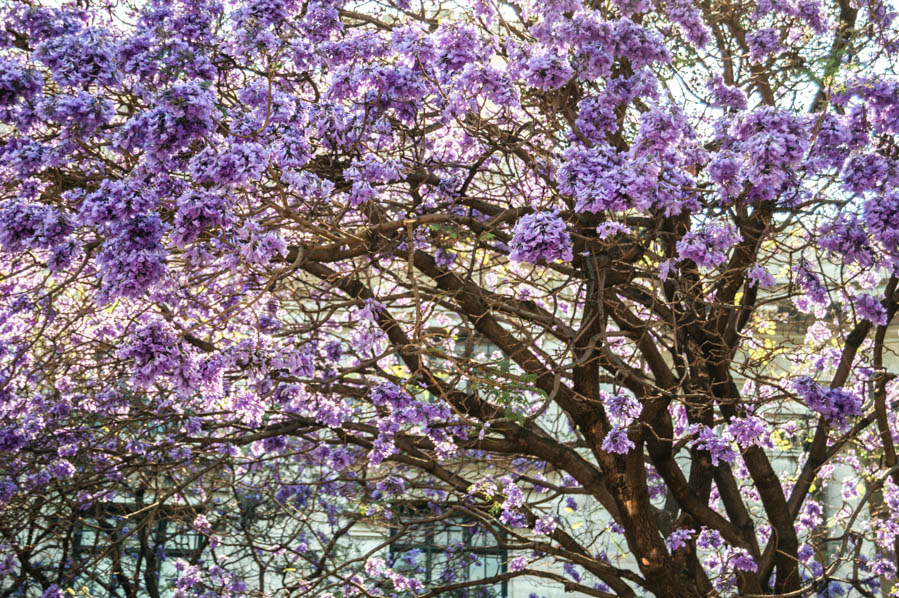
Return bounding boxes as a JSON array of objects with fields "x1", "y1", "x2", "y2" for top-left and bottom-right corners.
[{"x1": 1, "y1": 0, "x2": 899, "y2": 596}]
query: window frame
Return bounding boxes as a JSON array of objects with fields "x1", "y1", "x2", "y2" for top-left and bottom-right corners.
[{"x1": 388, "y1": 506, "x2": 508, "y2": 598}]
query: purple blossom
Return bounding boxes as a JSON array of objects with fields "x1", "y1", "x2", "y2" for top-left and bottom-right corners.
[
  {"x1": 47, "y1": 459, "x2": 75, "y2": 479},
  {"x1": 728, "y1": 416, "x2": 771, "y2": 448},
  {"x1": 705, "y1": 75, "x2": 747, "y2": 111},
  {"x1": 365, "y1": 556, "x2": 386, "y2": 577},
  {"x1": 559, "y1": 144, "x2": 658, "y2": 213},
  {"x1": 854, "y1": 293, "x2": 888, "y2": 326},
  {"x1": 510, "y1": 211, "x2": 573, "y2": 264},
  {"x1": 117, "y1": 319, "x2": 182, "y2": 387},
  {"x1": 792, "y1": 377, "x2": 862, "y2": 429},
  {"x1": 707, "y1": 150, "x2": 742, "y2": 198},
  {"x1": 38, "y1": 91, "x2": 113, "y2": 138},
  {"x1": 0, "y1": 58, "x2": 42, "y2": 107},
  {"x1": 746, "y1": 28, "x2": 782, "y2": 63},
  {"x1": 173, "y1": 189, "x2": 233, "y2": 246},
  {"x1": 602, "y1": 427, "x2": 635, "y2": 454},
  {"x1": 524, "y1": 53, "x2": 573, "y2": 91},
  {"x1": 792, "y1": 259, "x2": 829, "y2": 306},
  {"x1": 0, "y1": 201, "x2": 72, "y2": 252},
  {"x1": 40, "y1": 586, "x2": 64, "y2": 598},
  {"x1": 690, "y1": 426, "x2": 736, "y2": 466},
  {"x1": 120, "y1": 82, "x2": 215, "y2": 162},
  {"x1": 747, "y1": 265, "x2": 776, "y2": 288},
  {"x1": 663, "y1": 0, "x2": 710, "y2": 46},
  {"x1": 665, "y1": 528, "x2": 695, "y2": 551},
  {"x1": 96, "y1": 215, "x2": 167, "y2": 302},
  {"x1": 843, "y1": 153, "x2": 893, "y2": 194},
  {"x1": 509, "y1": 556, "x2": 528, "y2": 572},
  {"x1": 563, "y1": 562, "x2": 581, "y2": 582},
  {"x1": 697, "y1": 528, "x2": 724, "y2": 550},
  {"x1": 534, "y1": 514, "x2": 557, "y2": 535},
  {"x1": 596, "y1": 222, "x2": 630, "y2": 239},
  {"x1": 576, "y1": 96, "x2": 618, "y2": 143},
  {"x1": 604, "y1": 393, "x2": 642, "y2": 425},
  {"x1": 676, "y1": 221, "x2": 742, "y2": 269},
  {"x1": 633, "y1": 106, "x2": 687, "y2": 157},
  {"x1": 865, "y1": 192, "x2": 899, "y2": 253},
  {"x1": 730, "y1": 548, "x2": 758, "y2": 572},
  {"x1": 33, "y1": 29, "x2": 119, "y2": 88},
  {"x1": 730, "y1": 108, "x2": 809, "y2": 200},
  {"x1": 819, "y1": 213, "x2": 874, "y2": 268},
  {"x1": 190, "y1": 143, "x2": 269, "y2": 187}
]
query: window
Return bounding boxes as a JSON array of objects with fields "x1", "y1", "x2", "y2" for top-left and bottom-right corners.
[
  {"x1": 389, "y1": 509, "x2": 507, "y2": 598},
  {"x1": 70, "y1": 503, "x2": 204, "y2": 597}
]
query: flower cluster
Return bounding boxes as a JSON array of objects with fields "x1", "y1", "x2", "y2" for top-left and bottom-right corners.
[
  {"x1": 509, "y1": 211, "x2": 573, "y2": 264},
  {"x1": 792, "y1": 377, "x2": 862, "y2": 429},
  {"x1": 117, "y1": 319, "x2": 182, "y2": 387},
  {"x1": 190, "y1": 143, "x2": 269, "y2": 187},
  {"x1": 558, "y1": 144, "x2": 658, "y2": 213},
  {"x1": 676, "y1": 221, "x2": 742, "y2": 270},
  {"x1": 38, "y1": 92, "x2": 113, "y2": 138},
  {"x1": 119, "y1": 82, "x2": 216, "y2": 162},
  {"x1": 819, "y1": 213, "x2": 874, "y2": 268},
  {"x1": 0, "y1": 201, "x2": 72, "y2": 252},
  {"x1": 0, "y1": 58, "x2": 42, "y2": 108},
  {"x1": 33, "y1": 28, "x2": 119, "y2": 88},
  {"x1": 690, "y1": 426, "x2": 736, "y2": 466},
  {"x1": 853, "y1": 293, "x2": 888, "y2": 326}
]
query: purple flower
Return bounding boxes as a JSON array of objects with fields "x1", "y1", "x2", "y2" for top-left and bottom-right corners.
[
  {"x1": 729, "y1": 108, "x2": 809, "y2": 200},
  {"x1": 34, "y1": 28, "x2": 119, "y2": 88},
  {"x1": 193, "y1": 514, "x2": 212, "y2": 535},
  {"x1": 0, "y1": 201, "x2": 72, "y2": 252},
  {"x1": 120, "y1": 81, "x2": 215, "y2": 162},
  {"x1": 190, "y1": 143, "x2": 269, "y2": 187},
  {"x1": 854, "y1": 293, "x2": 888, "y2": 326},
  {"x1": 576, "y1": 96, "x2": 618, "y2": 143},
  {"x1": 865, "y1": 192, "x2": 899, "y2": 254},
  {"x1": 690, "y1": 426, "x2": 736, "y2": 466},
  {"x1": 706, "y1": 75, "x2": 747, "y2": 111},
  {"x1": 365, "y1": 556, "x2": 386, "y2": 577},
  {"x1": 534, "y1": 514, "x2": 557, "y2": 535},
  {"x1": 509, "y1": 556, "x2": 528, "y2": 572},
  {"x1": 819, "y1": 213, "x2": 874, "y2": 268},
  {"x1": 728, "y1": 416, "x2": 771, "y2": 448},
  {"x1": 604, "y1": 393, "x2": 642, "y2": 424},
  {"x1": 596, "y1": 222, "x2": 630, "y2": 239},
  {"x1": 730, "y1": 548, "x2": 758, "y2": 572},
  {"x1": 96, "y1": 215, "x2": 168, "y2": 302},
  {"x1": 38, "y1": 91, "x2": 113, "y2": 138},
  {"x1": 747, "y1": 265, "x2": 776, "y2": 288},
  {"x1": 40, "y1": 585, "x2": 64, "y2": 598},
  {"x1": 602, "y1": 426, "x2": 635, "y2": 454},
  {"x1": 559, "y1": 144, "x2": 658, "y2": 213},
  {"x1": 792, "y1": 377, "x2": 862, "y2": 429},
  {"x1": 434, "y1": 248, "x2": 456, "y2": 268},
  {"x1": 792, "y1": 259, "x2": 828, "y2": 306},
  {"x1": 173, "y1": 189, "x2": 234, "y2": 246},
  {"x1": 697, "y1": 528, "x2": 724, "y2": 550},
  {"x1": 746, "y1": 28, "x2": 782, "y2": 63},
  {"x1": 676, "y1": 221, "x2": 742, "y2": 269},
  {"x1": 843, "y1": 153, "x2": 893, "y2": 194},
  {"x1": 665, "y1": 528, "x2": 695, "y2": 551},
  {"x1": 524, "y1": 53, "x2": 573, "y2": 91},
  {"x1": 117, "y1": 319, "x2": 182, "y2": 387},
  {"x1": 48, "y1": 459, "x2": 75, "y2": 479},
  {"x1": 510, "y1": 211, "x2": 573, "y2": 264},
  {"x1": 633, "y1": 106, "x2": 687, "y2": 157},
  {"x1": 563, "y1": 562, "x2": 581, "y2": 582},
  {"x1": 0, "y1": 58, "x2": 42, "y2": 107}
]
